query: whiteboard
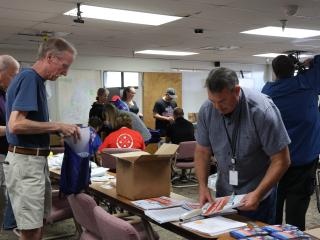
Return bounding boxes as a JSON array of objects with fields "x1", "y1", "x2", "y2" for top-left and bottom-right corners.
[{"x1": 47, "y1": 69, "x2": 101, "y2": 124}]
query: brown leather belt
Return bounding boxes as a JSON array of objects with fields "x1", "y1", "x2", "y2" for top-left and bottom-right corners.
[{"x1": 8, "y1": 145, "x2": 50, "y2": 157}]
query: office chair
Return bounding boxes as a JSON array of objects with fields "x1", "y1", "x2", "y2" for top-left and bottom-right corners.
[
  {"x1": 171, "y1": 141, "x2": 198, "y2": 188},
  {"x1": 99, "y1": 148, "x2": 140, "y2": 172},
  {"x1": 94, "y1": 206, "x2": 159, "y2": 240},
  {"x1": 67, "y1": 193, "x2": 101, "y2": 240}
]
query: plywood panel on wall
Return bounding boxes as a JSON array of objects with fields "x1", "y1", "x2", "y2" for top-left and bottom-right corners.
[{"x1": 143, "y1": 72, "x2": 182, "y2": 129}]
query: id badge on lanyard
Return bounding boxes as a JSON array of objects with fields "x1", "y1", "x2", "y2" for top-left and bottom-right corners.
[{"x1": 229, "y1": 157, "x2": 238, "y2": 186}]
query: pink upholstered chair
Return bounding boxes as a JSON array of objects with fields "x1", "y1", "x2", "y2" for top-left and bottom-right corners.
[
  {"x1": 67, "y1": 193, "x2": 101, "y2": 240},
  {"x1": 94, "y1": 206, "x2": 140, "y2": 240},
  {"x1": 171, "y1": 141, "x2": 198, "y2": 188},
  {"x1": 99, "y1": 148, "x2": 140, "y2": 172},
  {"x1": 94, "y1": 206, "x2": 159, "y2": 240}
]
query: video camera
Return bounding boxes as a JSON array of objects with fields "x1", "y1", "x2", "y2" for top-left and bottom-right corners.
[{"x1": 287, "y1": 53, "x2": 306, "y2": 74}]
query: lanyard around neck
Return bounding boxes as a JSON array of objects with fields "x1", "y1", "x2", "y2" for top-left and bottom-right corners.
[{"x1": 222, "y1": 89, "x2": 243, "y2": 163}]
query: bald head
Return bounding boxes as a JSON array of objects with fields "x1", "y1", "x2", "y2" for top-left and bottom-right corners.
[{"x1": 0, "y1": 55, "x2": 20, "y2": 89}]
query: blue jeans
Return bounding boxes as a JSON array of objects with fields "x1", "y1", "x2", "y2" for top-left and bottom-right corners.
[
  {"x1": 238, "y1": 187, "x2": 277, "y2": 224},
  {"x1": 3, "y1": 191, "x2": 16, "y2": 229}
]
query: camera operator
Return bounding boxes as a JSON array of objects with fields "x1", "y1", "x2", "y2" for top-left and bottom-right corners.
[{"x1": 262, "y1": 54, "x2": 320, "y2": 230}]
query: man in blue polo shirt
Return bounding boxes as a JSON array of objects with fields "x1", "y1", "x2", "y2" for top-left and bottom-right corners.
[
  {"x1": 195, "y1": 67, "x2": 291, "y2": 224},
  {"x1": 4, "y1": 38, "x2": 80, "y2": 240},
  {"x1": 262, "y1": 55, "x2": 320, "y2": 230}
]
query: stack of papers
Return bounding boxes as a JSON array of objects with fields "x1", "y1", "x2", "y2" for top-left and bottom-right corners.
[
  {"x1": 133, "y1": 194, "x2": 244, "y2": 224},
  {"x1": 145, "y1": 207, "x2": 191, "y2": 224},
  {"x1": 202, "y1": 194, "x2": 245, "y2": 216},
  {"x1": 132, "y1": 196, "x2": 185, "y2": 210},
  {"x1": 182, "y1": 216, "x2": 247, "y2": 236}
]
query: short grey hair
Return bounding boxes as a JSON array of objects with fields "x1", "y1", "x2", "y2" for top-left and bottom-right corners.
[
  {"x1": 0, "y1": 55, "x2": 20, "y2": 72},
  {"x1": 205, "y1": 67, "x2": 239, "y2": 93},
  {"x1": 37, "y1": 37, "x2": 77, "y2": 60}
]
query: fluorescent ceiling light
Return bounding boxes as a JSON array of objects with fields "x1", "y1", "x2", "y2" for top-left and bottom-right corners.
[
  {"x1": 241, "y1": 26, "x2": 320, "y2": 38},
  {"x1": 254, "y1": 53, "x2": 312, "y2": 58},
  {"x1": 64, "y1": 5, "x2": 182, "y2": 26},
  {"x1": 254, "y1": 53, "x2": 282, "y2": 58},
  {"x1": 172, "y1": 68, "x2": 208, "y2": 72},
  {"x1": 135, "y1": 50, "x2": 198, "y2": 56}
]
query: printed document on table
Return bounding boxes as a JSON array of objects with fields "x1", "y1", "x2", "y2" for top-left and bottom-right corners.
[
  {"x1": 144, "y1": 206, "x2": 190, "y2": 224},
  {"x1": 201, "y1": 194, "x2": 245, "y2": 216},
  {"x1": 132, "y1": 196, "x2": 186, "y2": 210},
  {"x1": 181, "y1": 216, "x2": 247, "y2": 236}
]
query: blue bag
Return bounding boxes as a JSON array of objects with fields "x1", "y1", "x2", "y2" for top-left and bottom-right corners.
[
  {"x1": 59, "y1": 128, "x2": 96, "y2": 194},
  {"x1": 145, "y1": 128, "x2": 161, "y2": 144}
]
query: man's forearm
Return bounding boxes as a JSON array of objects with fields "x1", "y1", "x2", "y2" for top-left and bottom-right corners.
[
  {"x1": 153, "y1": 113, "x2": 169, "y2": 121},
  {"x1": 253, "y1": 147, "x2": 290, "y2": 200},
  {"x1": 9, "y1": 118, "x2": 59, "y2": 135}
]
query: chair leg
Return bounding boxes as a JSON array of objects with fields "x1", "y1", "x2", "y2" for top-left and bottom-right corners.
[
  {"x1": 172, "y1": 168, "x2": 198, "y2": 188},
  {"x1": 141, "y1": 219, "x2": 157, "y2": 240}
]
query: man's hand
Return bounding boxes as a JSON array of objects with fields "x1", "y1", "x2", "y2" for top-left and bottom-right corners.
[
  {"x1": 238, "y1": 191, "x2": 261, "y2": 211},
  {"x1": 167, "y1": 116, "x2": 175, "y2": 123},
  {"x1": 199, "y1": 186, "x2": 214, "y2": 207},
  {"x1": 58, "y1": 123, "x2": 81, "y2": 142}
]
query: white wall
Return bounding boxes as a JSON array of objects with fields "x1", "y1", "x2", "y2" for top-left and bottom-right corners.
[{"x1": 181, "y1": 71, "x2": 209, "y2": 116}]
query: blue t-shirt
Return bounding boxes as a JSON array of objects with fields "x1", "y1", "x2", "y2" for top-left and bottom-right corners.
[
  {"x1": 6, "y1": 68, "x2": 50, "y2": 148},
  {"x1": 262, "y1": 55, "x2": 320, "y2": 166}
]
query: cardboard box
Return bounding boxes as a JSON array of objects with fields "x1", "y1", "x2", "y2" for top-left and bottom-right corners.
[{"x1": 114, "y1": 144, "x2": 179, "y2": 200}]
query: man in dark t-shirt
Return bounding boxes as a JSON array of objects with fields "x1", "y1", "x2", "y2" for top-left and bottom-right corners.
[
  {"x1": 153, "y1": 88, "x2": 177, "y2": 136},
  {"x1": 167, "y1": 107, "x2": 195, "y2": 144}
]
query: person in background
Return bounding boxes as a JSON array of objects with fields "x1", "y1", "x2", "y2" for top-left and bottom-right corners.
[
  {"x1": 98, "y1": 112, "x2": 145, "y2": 151},
  {"x1": 153, "y1": 87, "x2": 177, "y2": 137},
  {"x1": 88, "y1": 116, "x2": 103, "y2": 156},
  {"x1": 89, "y1": 87, "x2": 109, "y2": 121},
  {"x1": 167, "y1": 107, "x2": 195, "y2": 144},
  {"x1": 122, "y1": 86, "x2": 143, "y2": 118},
  {"x1": 195, "y1": 67, "x2": 291, "y2": 224},
  {"x1": 262, "y1": 55, "x2": 320, "y2": 230},
  {"x1": 4, "y1": 37, "x2": 80, "y2": 240},
  {"x1": 0, "y1": 55, "x2": 19, "y2": 230},
  {"x1": 103, "y1": 103, "x2": 151, "y2": 142},
  {"x1": 111, "y1": 95, "x2": 129, "y2": 111}
]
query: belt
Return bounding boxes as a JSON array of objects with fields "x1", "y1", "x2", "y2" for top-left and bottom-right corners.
[{"x1": 8, "y1": 145, "x2": 50, "y2": 157}]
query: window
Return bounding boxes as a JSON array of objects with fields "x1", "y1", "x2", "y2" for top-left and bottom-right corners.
[
  {"x1": 124, "y1": 72, "x2": 139, "y2": 87},
  {"x1": 103, "y1": 71, "x2": 122, "y2": 88},
  {"x1": 103, "y1": 71, "x2": 139, "y2": 88}
]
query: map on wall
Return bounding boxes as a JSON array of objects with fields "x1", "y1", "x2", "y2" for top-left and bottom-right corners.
[{"x1": 49, "y1": 69, "x2": 101, "y2": 124}]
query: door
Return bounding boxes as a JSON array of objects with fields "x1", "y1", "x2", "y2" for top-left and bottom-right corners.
[{"x1": 143, "y1": 72, "x2": 182, "y2": 129}]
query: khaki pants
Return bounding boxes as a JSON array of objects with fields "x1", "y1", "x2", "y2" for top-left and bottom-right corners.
[{"x1": 4, "y1": 152, "x2": 51, "y2": 230}]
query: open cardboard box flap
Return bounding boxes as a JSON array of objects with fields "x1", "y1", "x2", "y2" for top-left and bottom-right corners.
[{"x1": 111, "y1": 143, "x2": 179, "y2": 163}]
